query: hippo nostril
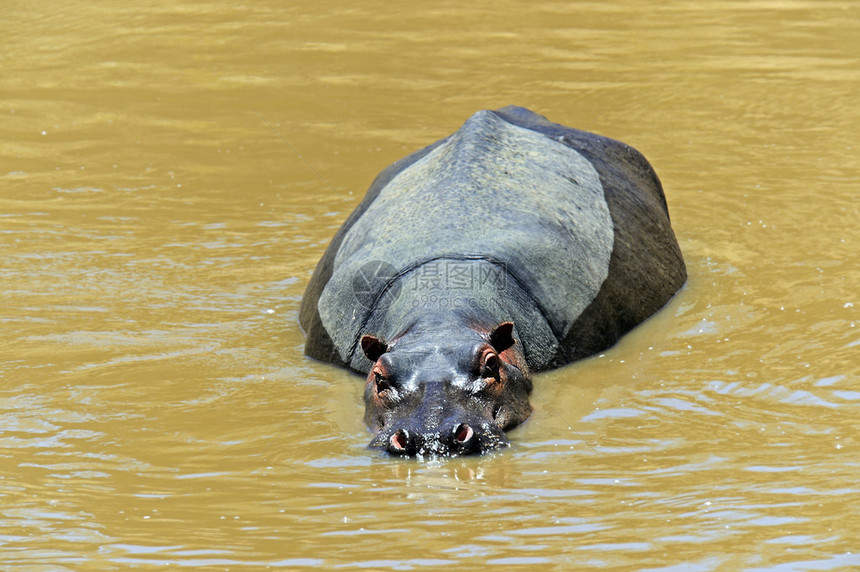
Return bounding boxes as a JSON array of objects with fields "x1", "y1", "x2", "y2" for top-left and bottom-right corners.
[
  {"x1": 453, "y1": 423, "x2": 474, "y2": 444},
  {"x1": 390, "y1": 429, "x2": 409, "y2": 451}
]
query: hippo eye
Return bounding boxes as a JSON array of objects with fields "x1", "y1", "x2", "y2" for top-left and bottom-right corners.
[
  {"x1": 374, "y1": 371, "x2": 394, "y2": 396},
  {"x1": 480, "y1": 349, "x2": 500, "y2": 379}
]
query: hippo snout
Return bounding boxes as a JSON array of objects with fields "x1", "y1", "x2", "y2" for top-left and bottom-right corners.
[{"x1": 371, "y1": 418, "x2": 509, "y2": 458}]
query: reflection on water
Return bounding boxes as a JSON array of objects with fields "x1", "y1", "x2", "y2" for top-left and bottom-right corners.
[{"x1": 1, "y1": 0, "x2": 858, "y2": 569}]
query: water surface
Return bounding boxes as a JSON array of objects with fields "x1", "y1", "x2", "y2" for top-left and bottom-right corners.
[{"x1": 1, "y1": 0, "x2": 858, "y2": 569}]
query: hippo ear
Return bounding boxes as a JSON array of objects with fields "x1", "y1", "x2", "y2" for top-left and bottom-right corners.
[
  {"x1": 360, "y1": 334, "x2": 389, "y2": 362},
  {"x1": 489, "y1": 322, "x2": 515, "y2": 353}
]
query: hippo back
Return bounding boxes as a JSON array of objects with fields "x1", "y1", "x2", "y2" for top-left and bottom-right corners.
[{"x1": 300, "y1": 106, "x2": 686, "y2": 372}]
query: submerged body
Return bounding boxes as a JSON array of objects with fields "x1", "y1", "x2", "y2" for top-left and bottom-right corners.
[{"x1": 300, "y1": 106, "x2": 686, "y2": 456}]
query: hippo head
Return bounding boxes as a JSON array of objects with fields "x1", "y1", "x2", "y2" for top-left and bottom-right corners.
[{"x1": 359, "y1": 321, "x2": 533, "y2": 458}]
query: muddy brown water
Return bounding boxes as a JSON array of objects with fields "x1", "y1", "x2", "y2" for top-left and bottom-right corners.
[{"x1": 2, "y1": 1, "x2": 858, "y2": 570}]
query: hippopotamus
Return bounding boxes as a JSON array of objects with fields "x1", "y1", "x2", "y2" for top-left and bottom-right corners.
[{"x1": 299, "y1": 106, "x2": 686, "y2": 457}]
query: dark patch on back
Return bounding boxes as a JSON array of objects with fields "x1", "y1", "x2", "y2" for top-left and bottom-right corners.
[{"x1": 490, "y1": 106, "x2": 686, "y2": 366}]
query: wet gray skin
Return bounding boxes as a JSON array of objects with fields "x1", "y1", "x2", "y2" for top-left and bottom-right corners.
[{"x1": 360, "y1": 316, "x2": 533, "y2": 457}]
